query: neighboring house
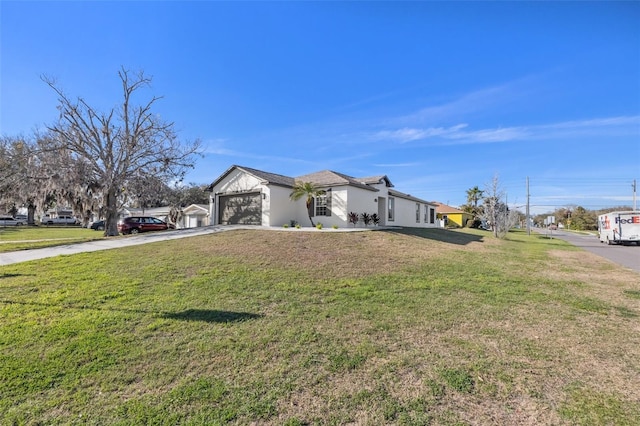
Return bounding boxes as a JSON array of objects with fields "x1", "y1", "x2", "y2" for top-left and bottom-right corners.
[
  {"x1": 434, "y1": 202, "x2": 473, "y2": 228},
  {"x1": 207, "y1": 165, "x2": 438, "y2": 228},
  {"x1": 121, "y1": 206, "x2": 172, "y2": 221},
  {"x1": 182, "y1": 204, "x2": 210, "y2": 228}
]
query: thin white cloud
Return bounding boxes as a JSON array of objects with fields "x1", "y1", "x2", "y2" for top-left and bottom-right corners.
[
  {"x1": 369, "y1": 115, "x2": 639, "y2": 146},
  {"x1": 371, "y1": 124, "x2": 470, "y2": 143}
]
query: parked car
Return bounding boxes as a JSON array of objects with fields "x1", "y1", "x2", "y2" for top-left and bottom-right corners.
[
  {"x1": 118, "y1": 216, "x2": 169, "y2": 235},
  {"x1": 90, "y1": 220, "x2": 105, "y2": 231},
  {"x1": 0, "y1": 215, "x2": 25, "y2": 226},
  {"x1": 42, "y1": 215, "x2": 78, "y2": 225}
]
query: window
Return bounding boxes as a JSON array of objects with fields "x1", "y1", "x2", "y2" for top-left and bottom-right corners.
[
  {"x1": 416, "y1": 203, "x2": 421, "y2": 223},
  {"x1": 424, "y1": 205, "x2": 429, "y2": 223},
  {"x1": 315, "y1": 192, "x2": 331, "y2": 216},
  {"x1": 388, "y1": 197, "x2": 395, "y2": 221},
  {"x1": 429, "y1": 207, "x2": 435, "y2": 224}
]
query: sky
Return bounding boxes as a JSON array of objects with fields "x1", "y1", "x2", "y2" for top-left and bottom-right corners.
[{"x1": 1, "y1": 1, "x2": 639, "y2": 215}]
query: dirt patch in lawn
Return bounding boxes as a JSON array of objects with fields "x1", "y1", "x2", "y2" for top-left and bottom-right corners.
[{"x1": 193, "y1": 229, "x2": 469, "y2": 278}]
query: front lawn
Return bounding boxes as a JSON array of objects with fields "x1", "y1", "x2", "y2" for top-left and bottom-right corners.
[
  {"x1": 1, "y1": 228, "x2": 638, "y2": 424},
  {"x1": 0, "y1": 226, "x2": 107, "y2": 252}
]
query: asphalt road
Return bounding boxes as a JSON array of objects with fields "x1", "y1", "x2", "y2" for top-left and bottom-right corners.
[{"x1": 538, "y1": 229, "x2": 640, "y2": 273}]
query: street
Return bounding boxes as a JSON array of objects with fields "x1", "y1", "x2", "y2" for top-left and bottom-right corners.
[{"x1": 539, "y1": 229, "x2": 640, "y2": 273}]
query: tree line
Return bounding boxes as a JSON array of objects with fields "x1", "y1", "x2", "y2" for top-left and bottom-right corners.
[
  {"x1": 0, "y1": 68, "x2": 203, "y2": 235},
  {"x1": 458, "y1": 180, "x2": 631, "y2": 233}
]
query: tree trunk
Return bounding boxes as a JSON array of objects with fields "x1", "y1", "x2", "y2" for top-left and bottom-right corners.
[
  {"x1": 105, "y1": 186, "x2": 119, "y2": 236},
  {"x1": 306, "y1": 200, "x2": 315, "y2": 227},
  {"x1": 27, "y1": 203, "x2": 36, "y2": 226}
]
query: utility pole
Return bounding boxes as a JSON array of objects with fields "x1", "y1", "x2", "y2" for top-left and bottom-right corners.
[
  {"x1": 633, "y1": 179, "x2": 637, "y2": 211},
  {"x1": 526, "y1": 176, "x2": 531, "y2": 235}
]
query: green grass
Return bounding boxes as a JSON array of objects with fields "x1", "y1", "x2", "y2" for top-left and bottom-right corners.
[
  {"x1": 1, "y1": 228, "x2": 639, "y2": 424},
  {"x1": 0, "y1": 226, "x2": 107, "y2": 252}
]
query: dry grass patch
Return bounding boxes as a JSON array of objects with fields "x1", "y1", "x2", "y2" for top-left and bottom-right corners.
[{"x1": 185, "y1": 229, "x2": 467, "y2": 278}]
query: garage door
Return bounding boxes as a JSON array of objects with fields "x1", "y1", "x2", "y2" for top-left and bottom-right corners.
[{"x1": 218, "y1": 193, "x2": 262, "y2": 225}]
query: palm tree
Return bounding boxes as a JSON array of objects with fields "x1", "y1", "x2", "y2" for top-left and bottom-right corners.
[
  {"x1": 290, "y1": 181, "x2": 325, "y2": 227},
  {"x1": 466, "y1": 186, "x2": 484, "y2": 218}
]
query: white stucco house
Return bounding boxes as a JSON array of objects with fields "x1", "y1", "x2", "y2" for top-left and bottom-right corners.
[
  {"x1": 207, "y1": 165, "x2": 437, "y2": 228},
  {"x1": 182, "y1": 204, "x2": 210, "y2": 228}
]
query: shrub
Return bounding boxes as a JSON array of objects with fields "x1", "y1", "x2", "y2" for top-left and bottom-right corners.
[
  {"x1": 283, "y1": 224, "x2": 289, "y2": 228},
  {"x1": 467, "y1": 219, "x2": 481, "y2": 228},
  {"x1": 348, "y1": 212, "x2": 359, "y2": 227},
  {"x1": 316, "y1": 223, "x2": 323, "y2": 230},
  {"x1": 361, "y1": 212, "x2": 371, "y2": 227},
  {"x1": 332, "y1": 225, "x2": 338, "y2": 229},
  {"x1": 295, "y1": 224, "x2": 301, "y2": 229},
  {"x1": 371, "y1": 213, "x2": 380, "y2": 226}
]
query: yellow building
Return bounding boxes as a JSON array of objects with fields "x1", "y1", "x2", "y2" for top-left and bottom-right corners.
[{"x1": 434, "y1": 202, "x2": 474, "y2": 228}]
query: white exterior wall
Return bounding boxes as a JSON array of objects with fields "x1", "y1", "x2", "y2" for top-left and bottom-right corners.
[
  {"x1": 266, "y1": 185, "x2": 302, "y2": 227},
  {"x1": 345, "y1": 187, "x2": 379, "y2": 226},
  {"x1": 308, "y1": 186, "x2": 379, "y2": 229},
  {"x1": 310, "y1": 187, "x2": 350, "y2": 228},
  {"x1": 388, "y1": 196, "x2": 437, "y2": 228}
]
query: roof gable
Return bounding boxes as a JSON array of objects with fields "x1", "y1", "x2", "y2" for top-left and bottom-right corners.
[
  {"x1": 208, "y1": 165, "x2": 295, "y2": 191},
  {"x1": 183, "y1": 204, "x2": 209, "y2": 214}
]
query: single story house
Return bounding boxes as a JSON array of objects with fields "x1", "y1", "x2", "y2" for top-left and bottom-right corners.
[
  {"x1": 433, "y1": 202, "x2": 473, "y2": 228},
  {"x1": 207, "y1": 165, "x2": 438, "y2": 228}
]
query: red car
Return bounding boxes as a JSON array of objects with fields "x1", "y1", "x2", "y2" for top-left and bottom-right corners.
[{"x1": 118, "y1": 216, "x2": 169, "y2": 235}]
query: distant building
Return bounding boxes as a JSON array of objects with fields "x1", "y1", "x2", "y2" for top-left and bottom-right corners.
[{"x1": 433, "y1": 202, "x2": 473, "y2": 228}]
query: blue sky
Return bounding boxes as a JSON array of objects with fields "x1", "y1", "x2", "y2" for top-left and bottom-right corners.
[{"x1": 1, "y1": 1, "x2": 639, "y2": 214}]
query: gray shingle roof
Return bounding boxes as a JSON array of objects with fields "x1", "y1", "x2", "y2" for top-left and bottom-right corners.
[
  {"x1": 237, "y1": 165, "x2": 296, "y2": 187},
  {"x1": 358, "y1": 175, "x2": 394, "y2": 187},
  {"x1": 210, "y1": 166, "x2": 412, "y2": 197},
  {"x1": 296, "y1": 170, "x2": 377, "y2": 192},
  {"x1": 388, "y1": 189, "x2": 434, "y2": 205}
]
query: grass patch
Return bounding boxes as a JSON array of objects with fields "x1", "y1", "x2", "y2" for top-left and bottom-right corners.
[
  {"x1": 559, "y1": 383, "x2": 640, "y2": 425},
  {"x1": 440, "y1": 368, "x2": 475, "y2": 393},
  {"x1": 624, "y1": 289, "x2": 640, "y2": 299},
  {"x1": 1, "y1": 228, "x2": 639, "y2": 424},
  {"x1": 0, "y1": 226, "x2": 106, "y2": 252}
]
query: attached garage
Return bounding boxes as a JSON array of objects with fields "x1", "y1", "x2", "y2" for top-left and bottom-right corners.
[{"x1": 218, "y1": 192, "x2": 262, "y2": 225}]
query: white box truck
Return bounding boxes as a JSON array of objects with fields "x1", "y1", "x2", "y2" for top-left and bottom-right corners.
[{"x1": 598, "y1": 211, "x2": 640, "y2": 245}]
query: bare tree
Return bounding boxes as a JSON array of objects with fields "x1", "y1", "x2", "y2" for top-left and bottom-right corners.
[
  {"x1": 125, "y1": 172, "x2": 172, "y2": 213},
  {"x1": 44, "y1": 68, "x2": 201, "y2": 236},
  {"x1": 481, "y1": 174, "x2": 518, "y2": 238}
]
